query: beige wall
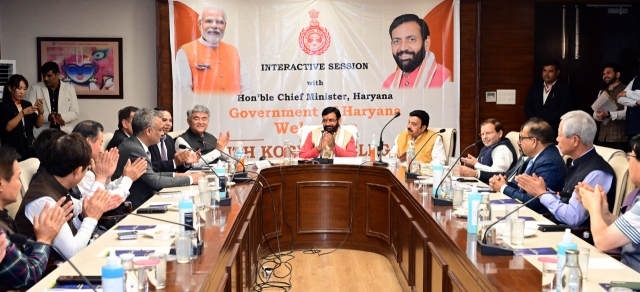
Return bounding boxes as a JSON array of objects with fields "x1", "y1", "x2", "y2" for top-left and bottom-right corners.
[{"x1": 0, "y1": 0, "x2": 157, "y2": 133}]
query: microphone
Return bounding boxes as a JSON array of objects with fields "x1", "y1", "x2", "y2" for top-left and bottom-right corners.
[
  {"x1": 405, "y1": 129, "x2": 446, "y2": 179},
  {"x1": 477, "y1": 193, "x2": 545, "y2": 255},
  {"x1": 373, "y1": 111, "x2": 401, "y2": 166},
  {"x1": 199, "y1": 140, "x2": 251, "y2": 183},
  {"x1": 178, "y1": 144, "x2": 220, "y2": 180},
  {"x1": 432, "y1": 140, "x2": 484, "y2": 205},
  {"x1": 8, "y1": 234, "x2": 97, "y2": 292}
]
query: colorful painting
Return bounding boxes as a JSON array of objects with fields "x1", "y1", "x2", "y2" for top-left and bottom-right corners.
[{"x1": 37, "y1": 37, "x2": 123, "y2": 99}]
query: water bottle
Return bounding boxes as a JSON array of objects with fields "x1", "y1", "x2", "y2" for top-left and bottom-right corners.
[
  {"x1": 215, "y1": 164, "x2": 227, "y2": 199},
  {"x1": 235, "y1": 142, "x2": 245, "y2": 172},
  {"x1": 119, "y1": 254, "x2": 136, "y2": 292},
  {"x1": 476, "y1": 193, "x2": 492, "y2": 240},
  {"x1": 102, "y1": 253, "x2": 124, "y2": 292},
  {"x1": 406, "y1": 141, "x2": 415, "y2": 172},
  {"x1": 283, "y1": 140, "x2": 291, "y2": 165},
  {"x1": 557, "y1": 229, "x2": 578, "y2": 290},
  {"x1": 432, "y1": 163, "x2": 444, "y2": 196},
  {"x1": 178, "y1": 195, "x2": 194, "y2": 232},
  {"x1": 560, "y1": 250, "x2": 582, "y2": 291},
  {"x1": 369, "y1": 135, "x2": 377, "y2": 162},
  {"x1": 467, "y1": 184, "x2": 481, "y2": 234}
]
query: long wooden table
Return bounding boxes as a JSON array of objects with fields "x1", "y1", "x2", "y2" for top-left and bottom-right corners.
[{"x1": 28, "y1": 164, "x2": 640, "y2": 291}]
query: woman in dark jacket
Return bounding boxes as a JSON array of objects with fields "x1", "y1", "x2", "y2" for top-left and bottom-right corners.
[{"x1": 0, "y1": 74, "x2": 44, "y2": 160}]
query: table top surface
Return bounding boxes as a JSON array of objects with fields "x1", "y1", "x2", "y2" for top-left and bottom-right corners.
[{"x1": 28, "y1": 164, "x2": 640, "y2": 291}]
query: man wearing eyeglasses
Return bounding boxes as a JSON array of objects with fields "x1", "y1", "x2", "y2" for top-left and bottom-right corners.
[
  {"x1": 485, "y1": 118, "x2": 567, "y2": 214},
  {"x1": 175, "y1": 5, "x2": 252, "y2": 94},
  {"x1": 300, "y1": 107, "x2": 356, "y2": 159},
  {"x1": 516, "y1": 110, "x2": 616, "y2": 228},
  {"x1": 460, "y1": 119, "x2": 516, "y2": 173}
]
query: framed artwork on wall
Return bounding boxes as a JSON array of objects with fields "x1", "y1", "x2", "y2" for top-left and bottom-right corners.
[{"x1": 37, "y1": 37, "x2": 123, "y2": 99}]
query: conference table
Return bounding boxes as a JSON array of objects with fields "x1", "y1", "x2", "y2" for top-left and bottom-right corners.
[{"x1": 28, "y1": 163, "x2": 640, "y2": 291}]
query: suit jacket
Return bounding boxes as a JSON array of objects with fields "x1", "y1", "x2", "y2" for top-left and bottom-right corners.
[
  {"x1": 502, "y1": 145, "x2": 567, "y2": 214},
  {"x1": 149, "y1": 135, "x2": 188, "y2": 173},
  {"x1": 26, "y1": 81, "x2": 79, "y2": 133},
  {"x1": 106, "y1": 129, "x2": 128, "y2": 150},
  {"x1": 113, "y1": 136, "x2": 190, "y2": 210},
  {"x1": 524, "y1": 80, "x2": 573, "y2": 137},
  {"x1": 478, "y1": 155, "x2": 529, "y2": 184}
]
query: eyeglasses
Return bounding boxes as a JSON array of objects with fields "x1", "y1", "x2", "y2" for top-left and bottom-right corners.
[
  {"x1": 518, "y1": 136, "x2": 534, "y2": 142},
  {"x1": 322, "y1": 119, "x2": 337, "y2": 124},
  {"x1": 627, "y1": 153, "x2": 637, "y2": 162}
]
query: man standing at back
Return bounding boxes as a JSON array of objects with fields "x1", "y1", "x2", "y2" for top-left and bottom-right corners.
[
  {"x1": 113, "y1": 108, "x2": 204, "y2": 209},
  {"x1": 592, "y1": 63, "x2": 627, "y2": 151},
  {"x1": 524, "y1": 59, "x2": 573, "y2": 137},
  {"x1": 26, "y1": 62, "x2": 80, "y2": 133}
]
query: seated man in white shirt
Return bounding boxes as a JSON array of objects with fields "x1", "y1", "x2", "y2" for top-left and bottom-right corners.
[
  {"x1": 461, "y1": 118, "x2": 517, "y2": 173},
  {"x1": 72, "y1": 120, "x2": 147, "y2": 202},
  {"x1": 389, "y1": 110, "x2": 446, "y2": 165},
  {"x1": 14, "y1": 133, "x2": 121, "y2": 260},
  {"x1": 174, "y1": 105, "x2": 230, "y2": 165}
]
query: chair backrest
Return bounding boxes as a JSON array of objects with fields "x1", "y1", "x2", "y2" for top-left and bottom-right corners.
[
  {"x1": 428, "y1": 128, "x2": 457, "y2": 160},
  {"x1": 167, "y1": 130, "x2": 186, "y2": 139},
  {"x1": 9, "y1": 158, "x2": 40, "y2": 219},
  {"x1": 608, "y1": 155, "x2": 629, "y2": 217},
  {"x1": 505, "y1": 131, "x2": 521, "y2": 159},
  {"x1": 594, "y1": 145, "x2": 626, "y2": 162},
  {"x1": 297, "y1": 125, "x2": 360, "y2": 146},
  {"x1": 101, "y1": 132, "x2": 114, "y2": 152}
]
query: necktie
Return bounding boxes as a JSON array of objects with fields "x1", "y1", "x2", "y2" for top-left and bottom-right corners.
[
  {"x1": 146, "y1": 151, "x2": 151, "y2": 160},
  {"x1": 524, "y1": 159, "x2": 534, "y2": 175},
  {"x1": 160, "y1": 136, "x2": 168, "y2": 161}
]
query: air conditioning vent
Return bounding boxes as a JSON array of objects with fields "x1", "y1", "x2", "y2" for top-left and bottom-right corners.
[{"x1": 0, "y1": 60, "x2": 16, "y2": 102}]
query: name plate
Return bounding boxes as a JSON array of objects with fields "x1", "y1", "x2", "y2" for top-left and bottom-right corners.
[{"x1": 333, "y1": 157, "x2": 364, "y2": 165}]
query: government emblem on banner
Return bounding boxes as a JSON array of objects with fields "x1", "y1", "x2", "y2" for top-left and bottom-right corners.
[{"x1": 299, "y1": 9, "x2": 331, "y2": 56}]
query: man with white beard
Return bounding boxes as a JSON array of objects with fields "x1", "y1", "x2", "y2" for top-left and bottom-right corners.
[{"x1": 175, "y1": 5, "x2": 252, "y2": 94}]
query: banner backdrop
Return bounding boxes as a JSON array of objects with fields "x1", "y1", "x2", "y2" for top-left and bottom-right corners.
[{"x1": 169, "y1": 0, "x2": 459, "y2": 160}]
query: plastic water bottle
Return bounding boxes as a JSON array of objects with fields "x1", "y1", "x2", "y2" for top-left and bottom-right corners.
[
  {"x1": 432, "y1": 163, "x2": 444, "y2": 196},
  {"x1": 283, "y1": 139, "x2": 291, "y2": 165},
  {"x1": 215, "y1": 164, "x2": 227, "y2": 199},
  {"x1": 406, "y1": 141, "x2": 415, "y2": 172},
  {"x1": 557, "y1": 229, "x2": 578, "y2": 290},
  {"x1": 369, "y1": 135, "x2": 377, "y2": 162},
  {"x1": 178, "y1": 195, "x2": 194, "y2": 232},
  {"x1": 235, "y1": 142, "x2": 245, "y2": 172},
  {"x1": 467, "y1": 184, "x2": 481, "y2": 234},
  {"x1": 102, "y1": 252, "x2": 124, "y2": 292}
]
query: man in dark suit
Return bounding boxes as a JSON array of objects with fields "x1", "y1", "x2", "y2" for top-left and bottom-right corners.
[
  {"x1": 148, "y1": 107, "x2": 195, "y2": 173},
  {"x1": 105, "y1": 106, "x2": 138, "y2": 150},
  {"x1": 524, "y1": 59, "x2": 574, "y2": 137},
  {"x1": 487, "y1": 118, "x2": 567, "y2": 214},
  {"x1": 112, "y1": 108, "x2": 205, "y2": 209}
]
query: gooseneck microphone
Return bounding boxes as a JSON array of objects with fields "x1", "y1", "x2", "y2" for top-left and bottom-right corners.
[
  {"x1": 433, "y1": 140, "x2": 484, "y2": 202},
  {"x1": 199, "y1": 140, "x2": 252, "y2": 183},
  {"x1": 178, "y1": 144, "x2": 220, "y2": 180},
  {"x1": 477, "y1": 193, "x2": 545, "y2": 255},
  {"x1": 405, "y1": 129, "x2": 446, "y2": 179},
  {"x1": 373, "y1": 112, "x2": 401, "y2": 166},
  {"x1": 9, "y1": 234, "x2": 97, "y2": 292}
]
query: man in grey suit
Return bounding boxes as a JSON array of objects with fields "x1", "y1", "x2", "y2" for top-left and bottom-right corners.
[{"x1": 112, "y1": 108, "x2": 205, "y2": 209}]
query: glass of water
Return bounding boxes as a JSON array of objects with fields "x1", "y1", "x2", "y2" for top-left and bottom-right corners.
[
  {"x1": 388, "y1": 152, "x2": 398, "y2": 166},
  {"x1": 542, "y1": 261, "x2": 557, "y2": 292},
  {"x1": 578, "y1": 247, "x2": 590, "y2": 279},
  {"x1": 176, "y1": 231, "x2": 193, "y2": 263},
  {"x1": 510, "y1": 218, "x2": 525, "y2": 245}
]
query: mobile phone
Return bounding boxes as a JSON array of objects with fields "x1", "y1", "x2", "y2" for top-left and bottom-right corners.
[
  {"x1": 117, "y1": 231, "x2": 138, "y2": 240},
  {"x1": 137, "y1": 207, "x2": 167, "y2": 214},
  {"x1": 56, "y1": 275, "x2": 102, "y2": 285},
  {"x1": 538, "y1": 224, "x2": 570, "y2": 232},
  {"x1": 457, "y1": 178, "x2": 478, "y2": 183}
]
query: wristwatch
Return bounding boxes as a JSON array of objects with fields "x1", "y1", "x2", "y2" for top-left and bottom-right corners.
[{"x1": 606, "y1": 112, "x2": 611, "y2": 119}]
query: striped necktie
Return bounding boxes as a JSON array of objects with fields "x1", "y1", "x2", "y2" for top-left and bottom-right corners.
[{"x1": 160, "y1": 136, "x2": 168, "y2": 161}]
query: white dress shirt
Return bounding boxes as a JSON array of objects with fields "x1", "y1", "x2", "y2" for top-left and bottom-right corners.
[
  {"x1": 619, "y1": 77, "x2": 640, "y2": 107},
  {"x1": 23, "y1": 182, "x2": 102, "y2": 259},
  {"x1": 77, "y1": 171, "x2": 133, "y2": 199},
  {"x1": 474, "y1": 144, "x2": 514, "y2": 173}
]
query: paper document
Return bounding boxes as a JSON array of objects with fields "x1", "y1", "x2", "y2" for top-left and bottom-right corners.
[{"x1": 591, "y1": 91, "x2": 619, "y2": 125}]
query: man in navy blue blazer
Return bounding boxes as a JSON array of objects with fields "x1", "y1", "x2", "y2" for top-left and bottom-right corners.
[{"x1": 488, "y1": 118, "x2": 567, "y2": 214}]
